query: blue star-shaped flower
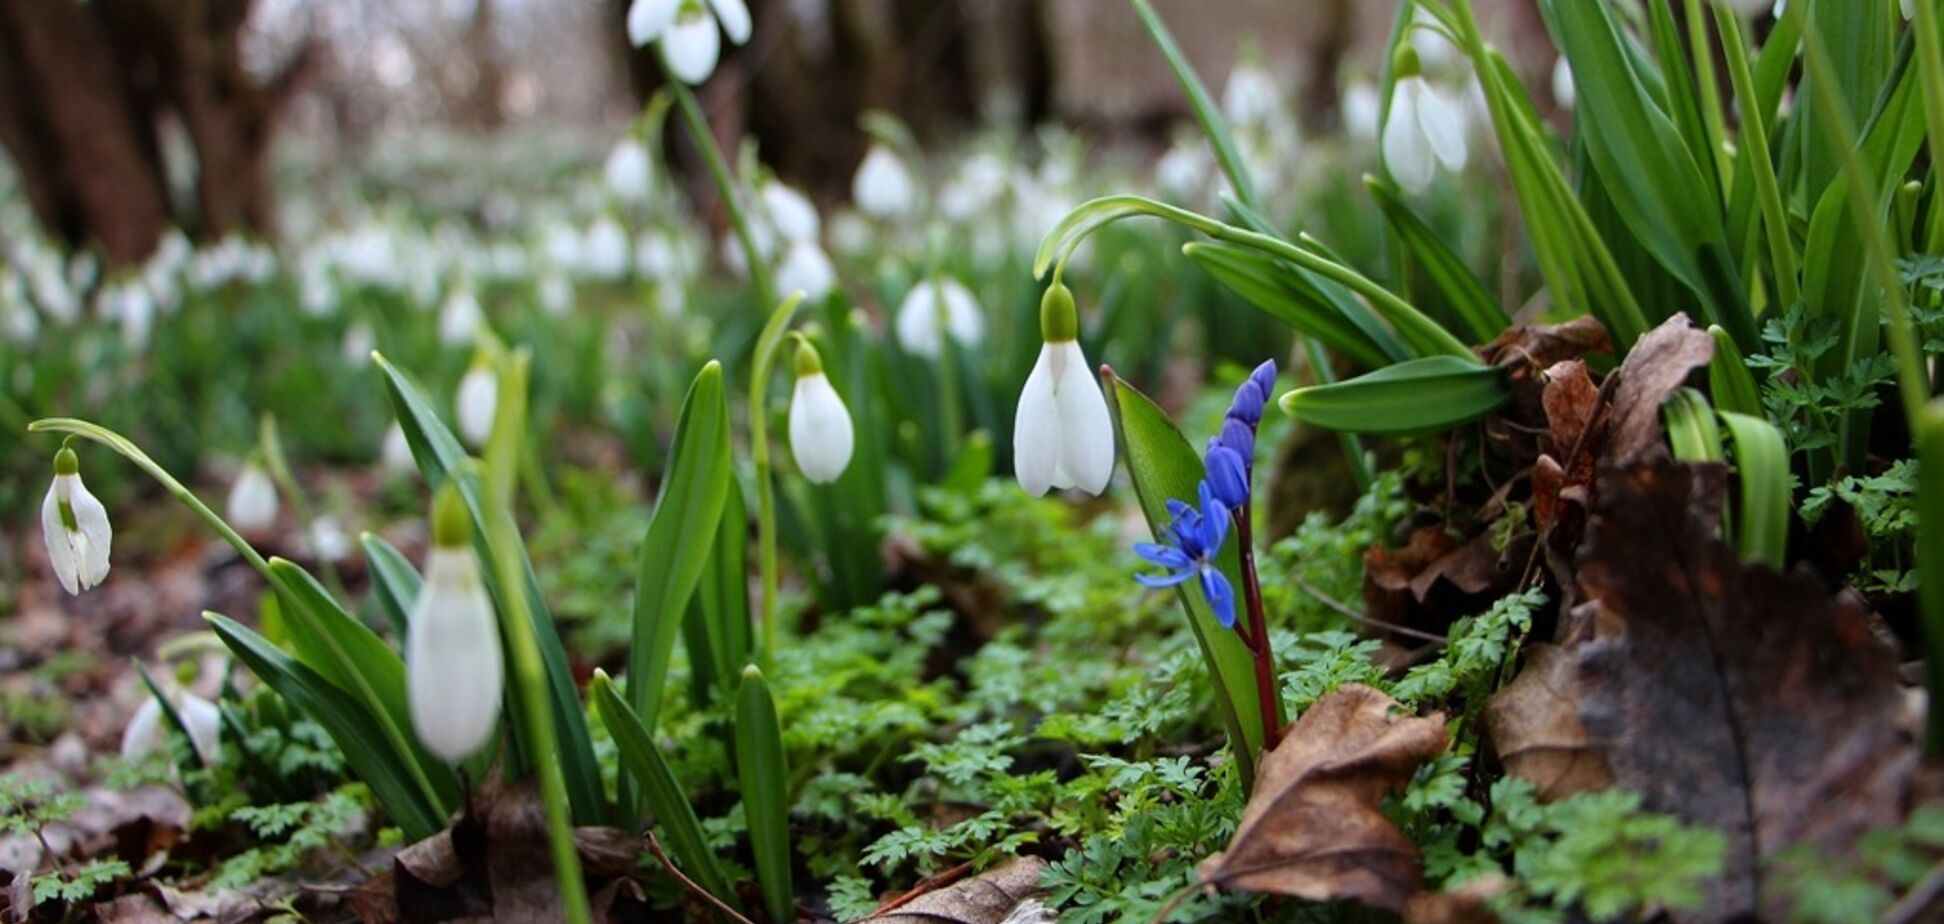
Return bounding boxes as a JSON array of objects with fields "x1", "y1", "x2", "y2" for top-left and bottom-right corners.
[{"x1": 1133, "y1": 480, "x2": 1237, "y2": 627}]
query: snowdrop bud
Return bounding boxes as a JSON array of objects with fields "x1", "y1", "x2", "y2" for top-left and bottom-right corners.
[
  {"x1": 664, "y1": 3, "x2": 723, "y2": 84},
  {"x1": 1552, "y1": 57, "x2": 1576, "y2": 109},
  {"x1": 438, "y1": 287, "x2": 482, "y2": 346},
  {"x1": 1013, "y1": 283, "x2": 1114, "y2": 497},
  {"x1": 121, "y1": 688, "x2": 221, "y2": 765},
  {"x1": 456, "y1": 361, "x2": 499, "y2": 449},
  {"x1": 775, "y1": 241, "x2": 837, "y2": 301},
  {"x1": 226, "y1": 462, "x2": 279, "y2": 533},
  {"x1": 538, "y1": 273, "x2": 572, "y2": 317},
  {"x1": 342, "y1": 320, "x2": 375, "y2": 365},
  {"x1": 381, "y1": 423, "x2": 416, "y2": 474},
  {"x1": 853, "y1": 145, "x2": 916, "y2": 218},
  {"x1": 1221, "y1": 61, "x2": 1280, "y2": 129},
  {"x1": 895, "y1": 279, "x2": 984, "y2": 358},
  {"x1": 408, "y1": 482, "x2": 504, "y2": 763},
  {"x1": 604, "y1": 136, "x2": 656, "y2": 203},
  {"x1": 628, "y1": 0, "x2": 677, "y2": 45},
  {"x1": 762, "y1": 181, "x2": 821, "y2": 242},
  {"x1": 41, "y1": 447, "x2": 111, "y2": 595},
  {"x1": 787, "y1": 341, "x2": 854, "y2": 484}
]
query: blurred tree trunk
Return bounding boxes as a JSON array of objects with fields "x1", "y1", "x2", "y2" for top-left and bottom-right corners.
[{"x1": 0, "y1": 0, "x2": 311, "y2": 264}]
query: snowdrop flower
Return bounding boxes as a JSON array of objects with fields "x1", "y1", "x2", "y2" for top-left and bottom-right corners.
[
  {"x1": 604, "y1": 136, "x2": 655, "y2": 203},
  {"x1": 343, "y1": 320, "x2": 376, "y2": 365},
  {"x1": 1552, "y1": 57, "x2": 1576, "y2": 110},
  {"x1": 938, "y1": 152, "x2": 1007, "y2": 221},
  {"x1": 438, "y1": 287, "x2": 482, "y2": 346},
  {"x1": 1342, "y1": 80, "x2": 1382, "y2": 141},
  {"x1": 122, "y1": 687, "x2": 221, "y2": 765},
  {"x1": 41, "y1": 447, "x2": 111, "y2": 595},
  {"x1": 1383, "y1": 48, "x2": 1468, "y2": 194},
  {"x1": 775, "y1": 240, "x2": 837, "y2": 300},
  {"x1": 1221, "y1": 59, "x2": 1281, "y2": 129},
  {"x1": 1409, "y1": 8, "x2": 1459, "y2": 70},
  {"x1": 226, "y1": 461, "x2": 279, "y2": 533},
  {"x1": 762, "y1": 180, "x2": 820, "y2": 242},
  {"x1": 407, "y1": 483, "x2": 504, "y2": 762},
  {"x1": 538, "y1": 272, "x2": 572, "y2": 317},
  {"x1": 1156, "y1": 140, "x2": 1212, "y2": 200},
  {"x1": 100, "y1": 281, "x2": 155, "y2": 350},
  {"x1": 456, "y1": 359, "x2": 499, "y2": 448},
  {"x1": 895, "y1": 278, "x2": 983, "y2": 358},
  {"x1": 381, "y1": 423, "x2": 416, "y2": 474},
  {"x1": 1013, "y1": 282, "x2": 1113, "y2": 497},
  {"x1": 853, "y1": 144, "x2": 916, "y2": 218},
  {"x1": 582, "y1": 216, "x2": 631, "y2": 280},
  {"x1": 787, "y1": 340, "x2": 854, "y2": 483},
  {"x1": 308, "y1": 516, "x2": 351, "y2": 563},
  {"x1": 633, "y1": 0, "x2": 753, "y2": 84}
]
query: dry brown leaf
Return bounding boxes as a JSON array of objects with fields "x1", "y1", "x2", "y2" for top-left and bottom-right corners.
[
  {"x1": 1481, "y1": 316, "x2": 1614, "y2": 373},
  {"x1": 1572, "y1": 460, "x2": 1916, "y2": 922},
  {"x1": 865, "y1": 857, "x2": 1046, "y2": 923},
  {"x1": 1480, "y1": 644, "x2": 1609, "y2": 802},
  {"x1": 1198, "y1": 684, "x2": 1447, "y2": 912},
  {"x1": 1603, "y1": 315, "x2": 1712, "y2": 464}
]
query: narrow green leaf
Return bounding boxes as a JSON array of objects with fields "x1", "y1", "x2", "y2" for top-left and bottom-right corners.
[
  {"x1": 1184, "y1": 242, "x2": 1396, "y2": 370},
  {"x1": 1915, "y1": 402, "x2": 1944, "y2": 756},
  {"x1": 1706, "y1": 325, "x2": 1764, "y2": 418},
  {"x1": 1129, "y1": 0, "x2": 1257, "y2": 208},
  {"x1": 734, "y1": 666, "x2": 794, "y2": 924},
  {"x1": 1718, "y1": 411, "x2": 1790, "y2": 567},
  {"x1": 360, "y1": 533, "x2": 422, "y2": 639},
  {"x1": 133, "y1": 662, "x2": 205, "y2": 773},
  {"x1": 1278, "y1": 356, "x2": 1509, "y2": 435},
  {"x1": 1664, "y1": 388, "x2": 1726, "y2": 463},
  {"x1": 684, "y1": 483, "x2": 750, "y2": 710},
  {"x1": 1366, "y1": 177, "x2": 1508, "y2": 342}
]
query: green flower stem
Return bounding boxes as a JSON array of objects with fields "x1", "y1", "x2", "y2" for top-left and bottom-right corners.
[
  {"x1": 26, "y1": 417, "x2": 450, "y2": 817},
  {"x1": 750, "y1": 293, "x2": 806, "y2": 663},
  {"x1": 1913, "y1": 0, "x2": 1944, "y2": 253},
  {"x1": 480, "y1": 350, "x2": 592, "y2": 924},
  {"x1": 258, "y1": 415, "x2": 346, "y2": 599},
  {"x1": 1712, "y1": 2, "x2": 1800, "y2": 310},
  {"x1": 663, "y1": 67, "x2": 774, "y2": 313}
]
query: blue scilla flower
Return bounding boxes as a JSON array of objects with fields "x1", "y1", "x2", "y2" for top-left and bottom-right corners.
[{"x1": 1134, "y1": 481, "x2": 1237, "y2": 627}]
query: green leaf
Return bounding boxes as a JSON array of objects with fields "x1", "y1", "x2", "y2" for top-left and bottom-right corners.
[
  {"x1": 206, "y1": 613, "x2": 446, "y2": 840},
  {"x1": 1278, "y1": 356, "x2": 1509, "y2": 435},
  {"x1": 1102, "y1": 371, "x2": 1265, "y2": 786},
  {"x1": 734, "y1": 666, "x2": 794, "y2": 924},
  {"x1": 1707, "y1": 325, "x2": 1763, "y2": 418},
  {"x1": 1184, "y1": 242, "x2": 1397, "y2": 370},
  {"x1": 360, "y1": 533, "x2": 422, "y2": 639},
  {"x1": 1130, "y1": 0, "x2": 1257, "y2": 208},
  {"x1": 134, "y1": 661, "x2": 205, "y2": 773},
  {"x1": 629, "y1": 361, "x2": 732, "y2": 730},
  {"x1": 1916, "y1": 402, "x2": 1944, "y2": 755},
  {"x1": 1366, "y1": 177, "x2": 1509, "y2": 343},
  {"x1": 1663, "y1": 388, "x2": 1726, "y2": 463},
  {"x1": 683, "y1": 482, "x2": 750, "y2": 710},
  {"x1": 1718, "y1": 411, "x2": 1790, "y2": 567},
  {"x1": 589, "y1": 672, "x2": 741, "y2": 912}
]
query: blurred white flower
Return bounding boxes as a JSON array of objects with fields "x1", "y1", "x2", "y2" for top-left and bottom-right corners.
[
  {"x1": 1014, "y1": 283, "x2": 1112, "y2": 497},
  {"x1": 645, "y1": 0, "x2": 751, "y2": 84},
  {"x1": 538, "y1": 272, "x2": 572, "y2": 317},
  {"x1": 761, "y1": 180, "x2": 821, "y2": 242},
  {"x1": 1221, "y1": 61, "x2": 1281, "y2": 129},
  {"x1": 1342, "y1": 81, "x2": 1382, "y2": 141},
  {"x1": 1552, "y1": 57, "x2": 1576, "y2": 110},
  {"x1": 604, "y1": 136, "x2": 656, "y2": 203},
  {"x1": 627, "y1": 0, "x2": 677, "y2": 46},
  {"x1": 1410, "y1": 9, "x2": 1459, "y2": 70},
  {"x1": 1155, "y1": 140, "x2": 1211, "y2": 201},
  {"x1": 636, "y1": 232, "x2": 685, "y2": 279},
  {"x1": 408, "y1": 485, "x2": 503, "y2": 763},
  {"x1": 438, "y1": 286, "x2": 483, "y2": 346},
  {"x1": 121, "y1": 688, "x2": 221, "y2": 765},
  {"x1": 456, "y1": 362, "x2": 499, "y2": 448},
  {"x1": 1383, "y1": 75, "x2": 1468, "y2": 194},
  {"x1": 582, "y1": 216, "x2": 632, "y2": 280},
  {"x1": 41, "y1": 447, "x2": 111, "y2": 595},
  {"x1": 100, "y1": 280, "x2": 155, "y2": 350},
  {"x1": 343, "y1": 319, "x2": 376, "y2": 365},
  {"x1": 895, "y1": 278, "x2": 983, "y2": 358},
  {"x1": 226, "y1": 463, "x2": 279, "y2": 533},
  {"x1": 938, "y1": 152, "x2": 1008, "y2": 221},
  {"x1": 775, "y1": 240, "x2": 837, "y2": 300},
  {"x1": 787, "y1": 343, "x2": 853, "y2": 483},
  {"x1": 307, "y1": 516, "x2": 351, "y2": 563},
  {"x1": 381, "y1": 423, "x2": 416, "y2": 474},
  {"x1": 853, "y1": 145, "x2": 916, "y2": 218}
]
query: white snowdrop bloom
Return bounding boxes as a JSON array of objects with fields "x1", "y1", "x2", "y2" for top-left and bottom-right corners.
[
  {"x1": 1221, "y1": 61, "x2": 1281, "y2": 129},
  {"x1": 1013, "y1": 283, "x2": 1113, "y2": 497},
  {"x1": 538, "y1": 272, "x2": 572, "y2": 317},
  {"x1": 627, "y1": 0, "x2": 677, "y2": 46},
  {"x1": 299, "y1": 264, "x2": 336, "y2": 318},
  {"x1": 938, "y1": 152, "x2": 1008, "y2": 221},
  {"x1": 381, "y1": 423, "x2": 416, "y2": 475},
  {"x1": 895, "y1": 278, "x2": 984, "y2": 358},
  {"x1": 308, "y1": 516, "x2": 351, "y2": 563},
  {"x1": 438, "y1": 287, "x2": 483, "y2": 347},
  {"x1": 225, "y1": 462, "x2": 278, "y2": 533},
  {"x1": 106, "y1": 281, "x2": 155, "y2": 350},
  {"x1": 582, "y1": 216, "x2": 632, "y2": 280},
  {"x1": 663, "y1": 8, "x2": 722, "y2": 84},
  {"x1": 343, "y1": 320, "x2": 376, "y2": 365},
  {"x1": 541, "y1": 221, "x2": 583, "y2": 271},
  {"x1": 722, "y1": 220, "x2": 778, "y2": 279},
  {"x1": 853, "y1": 145, "x2": 916, "y2": 218},
  {"x1": 1383, "y1": 75, "x2": 1469, "y2": 194},
  {"x1": 1552, "y1": 57, "x2": 1576, "y2": 109},
  {"x1": 29, "y1": 263, "x2": 78, "y2": 326},
  {"x1": 121, "y1": 688, "x2": 221, "y2": 765},
  {"x1": 636, "y1": 232, "x2": 684, "y2": 279},
  {"x1": 407, "y1": 485, "x2": 504, "y2": 763},
  {"x1": 0, "y1": 272, "x2": 36, "y2": 346},
  {"x1": 787, "y1": 341, "x2": 854, "y2": 483},
  {"x1": 1155, "y1": 140, "x2": 1211, "y2": 200},
  {"x1": 455, "y1": 362, "x2": 498, "y2": 449},
  {"x1": 604, "y1": 136, "x2": 655, "y2": 203},
  {"x1": 828, "y1": 211, "x2": 876, "y2": 257},
  {"x1": 775, "y1": 241, "x2": 837, "y2": 301},
  {"x1": 1342, "y1": 81, "x2": 1382, "y2": 141},
  {"x1": 41, "y1": 448, "x2": 111, "y2": 595},
  {"x1": 761, "y1": 180, "x2": 821, "y2": 242}
]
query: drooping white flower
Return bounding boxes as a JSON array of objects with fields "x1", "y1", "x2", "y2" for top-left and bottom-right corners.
[
  {"x1": 438, "y1": 286, "x2": 482, "y2": 346},
  {"x1": 787, "y1": 341, "x2": 854, "y2": 484},
  {"x1": 895, "y1": 278, "x2": 983, "y2": 358},
  {"x1": 538, "y1": 272, "x2": 572, "y2": 317},
  {"x1": 651, "y1": 0, "x2": 751, "y2": 84},
  {"x1": 1383, "y1": 74, "x2": 1468, "y2": 194},
  {"x1": 41, "y1": 447, "x2": 111, "y2": 595},
  {"x1": 775, "y1": 241, "x2": 837, "y2": 300},
  {"x1": 1552, "y1": 56, "x2": 1576, "y2": 110},
  {"x1": 1155, "y1": 140, "x2": 1212, "y2": 200},
  {"x1": 853, "y1": 145, "x2": 916, "y2": 218},
  {"x1": 762, "y1": 180, "x2": 821, "y2": 242},
  {"x1": 121, "y1": 687, "x2": 221, "y2": 765},
  {"x1": 1342, "y1": 81, "x2": 1382, "y2": 141},
  {"x1": 226, "y1": 462, "x2": 279, "y2": 533},
  {"x1": 381, "y1": 422, "x2": 416, "y2": 474},
  {"x1": 582, "y1": 216, "x2": 632, "y2": 280},
  {"x1": 627, "y1": 0, "x2": 677, "y2": 46},
  {"x1": 1221, "y1": 60, "x2": 1281, "y2": 129},
  {"x1": 456, "y1": 361, "x2": 499, "y2": 448},
  {"x1": 1014, "y1": 283, "x2": 1113, "y2": 497},
  {"x1": 604, "y1": 136, "x2": 655, "y2": 203},
  {"x1": 308, "y1": 515, "x2": 351, "y2": 563},
  {"x1": 407, "y1": 484, "x2": 504, "y2": 763},
  {"x1": 343, "y1": 319, "x2": 376, "y2": 365}
]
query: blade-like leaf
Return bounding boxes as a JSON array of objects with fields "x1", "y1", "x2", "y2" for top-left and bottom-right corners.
[
  {"x1": 734, "y1": 666, "x2": 794, "y2": 924},
  {"x1": 1367, "y1": 177, "x2": 1508, "y2": 343},
  {"x1": 1706, "y1": 325, "x2": 1763, "y2": 418},
  {"x1": 361, "y1": 532, "x2": 422, "y2": 639},
  {"x1": 1278, "y1": 356, "x2": 1509, "y2": 435},
  {"x1": 1718, "y1": 411, "x2": 1790, "y2": 567},
  {"x1": 1184, "y1": 242, "x2": 1397, "y2": 370}
]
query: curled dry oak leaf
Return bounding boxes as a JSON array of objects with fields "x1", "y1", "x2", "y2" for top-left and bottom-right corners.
[
  {"x1": 1480, "y1": 643, "x2": 1610, "y2": 802},
  {"x1": 1571, "y1": 460, "x2": 1915, "y2": 922},
  {"x1": 1199, "y1": 684, "x2": 1447, "y2": 912},
  {"x1": 864, "y1": 857, "x2": 1048, "y2": 924},
  {"x1": 1601, "y1": 314, "x2": 1713, "y2": 464}
]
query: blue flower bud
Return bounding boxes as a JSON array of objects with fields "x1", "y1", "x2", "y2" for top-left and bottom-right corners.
[
  {"x1": 1218, "y1": 417, "x2": 1256, "y2": 464},
  {"x1": 1249, "y1": 359, "x2": 1278, "y2": 397},
  {"x1": 1229, "y1": 380, "x2": 1266, "y2": 425},
  {"x1": 1206, "y1": 444, "x2": 1250, "y2": 509}
]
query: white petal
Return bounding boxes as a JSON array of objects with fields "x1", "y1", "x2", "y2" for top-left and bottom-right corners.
[
  {"x1": 68, "y1": 477, "x2": 111, "y2": 590},
  {"x1": 663, "y1": 10, "x2": 721, "y2": 85},
  {"x1": 179, "y1": 694, "x2": 222, "y2": 764},
  {"x1": 456, "y1": 366, "x2": 499, "y2": 448},
  {"x1": 1551, "y1": 57, "x2": 1576, "y2": 110},
  {"x1": 1050, "y1": 341, "x2": 1114, "y2": 495},
  {"x1": 708, "y1": 0, "x2": 752, "y2": 44},
  {"x1": 42, "y1": 480, "x2": 78, "y2": 595},
  {"x1": 788, "y1": 374, "x2": 854, "y2": 483},
  {"x1": 121, "y1": 698, "x2": 162, "y2": 759},
  {"x1": 1012, "y1": 345, "x2": 1062, "y2": 497},
  {"x1": 775, "y1": 242, "x2": 836, "y2": 300},
  {"x1": 1415, "y1": 82, "x2": 1469, "y2": 172},
  {"x1": 895, "y1": 282, "x2": 942, "y2": 358},
  {"x1": 381, "y1": 423, "x2": 416, "y2": 474},
  {"x1": 407, "y1": 549, "x2": 504, "y2": 762},
  {"x1": 1383, "y1": 79, "x2": 1437, "y2": 194},
  {"x1": 853, "y1": 146, "x2": 915, "y2": 217},
  {"x1": 762, "y1": 181, "x2": 820, "y2": 242},
  {"x1": 226, "y1": 465, "x2": 279, "y2": 532},
  {"x1": 439, "y1": 289, "x2": 482, "y2": 346},
  {"x1": 627, "y1": 0, "x2": 677, "y2": 46},
  {"x1": 604, "y1": 138, "x2": 654, "y2": 202},
  {"x1": 940, "y1": 280, "x2": 985, "y2": 346}
]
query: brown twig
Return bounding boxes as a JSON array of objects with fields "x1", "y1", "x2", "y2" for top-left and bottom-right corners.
[
  {"x1": 869, "y1": 861, "x2": 974, "y2": 916},
  {"x1": 1291, "y1": 574, "x2": 1448, "y2": 644},
  {"x1": 645, "y1": 831, "x2": 756, "y2": 924}
]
